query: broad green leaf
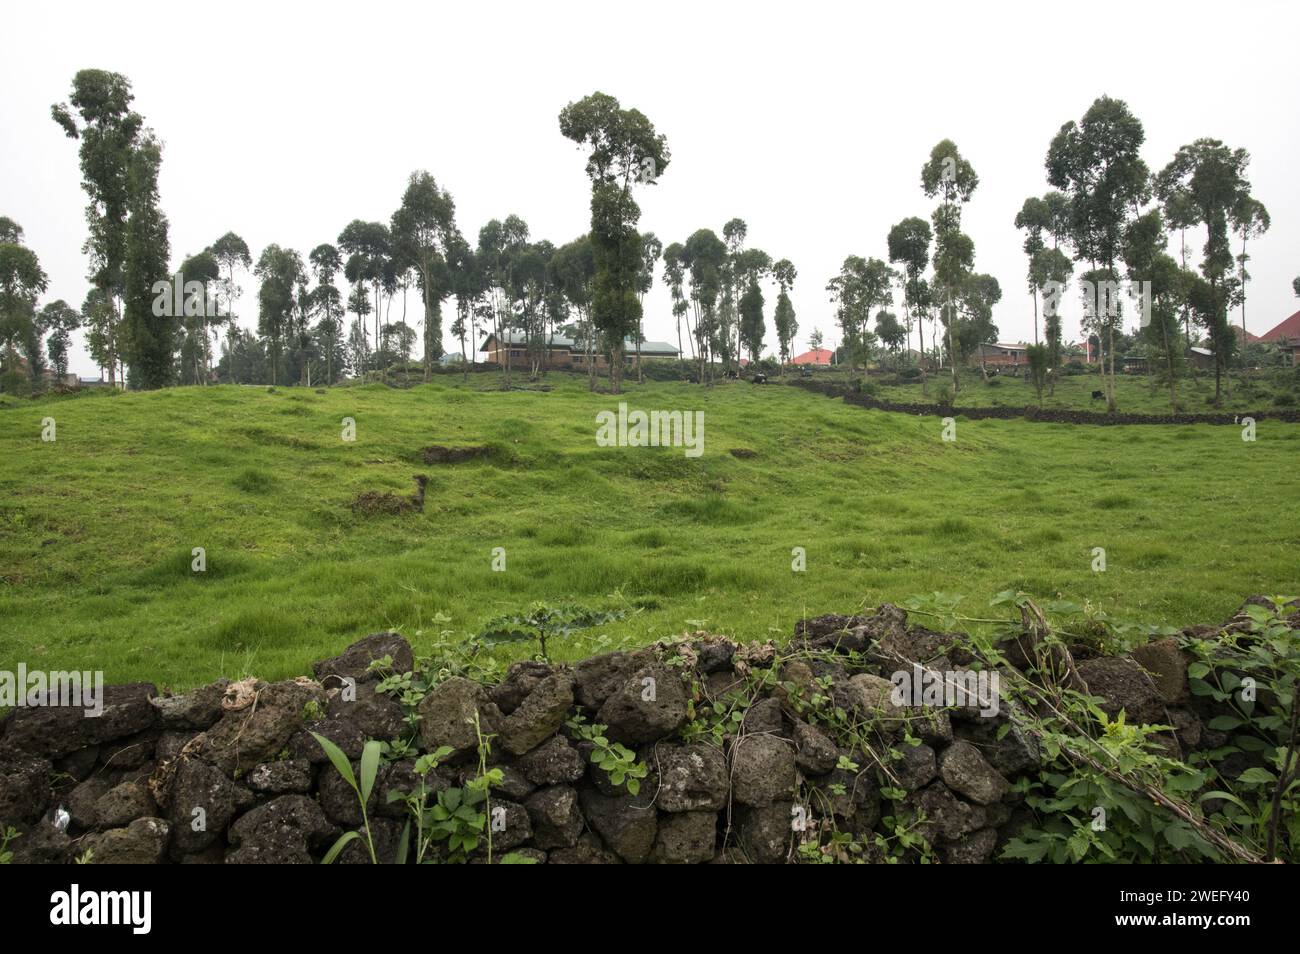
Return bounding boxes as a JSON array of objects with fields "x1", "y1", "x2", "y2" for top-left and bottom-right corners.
[
  {"x1": 311, "y1": 731, "x2": 357, "y2": 791},
  {"x1": 395, "y1": 820, "x2": 410, "y2": 865},
  {"x1": 1237, "y1": 767, "x2": 1277, "y2": 786},
  {"x1": 360, "y1": 739, "x2": 382, "y2": 804},
  {"x1": 321, "y1": 830, "x2": 360, "y2": 864}
]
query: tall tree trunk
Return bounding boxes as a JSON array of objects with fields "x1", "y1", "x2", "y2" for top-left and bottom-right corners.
[
  {"x1": 1165, "y1": 325, "x2": 1183, "y2": 409},
  {"x1": 106, "y1": 293, "x2": 119, "y2": 387},
  {"x1": 1240, "y1": 234, "x2": 1248, "y2": 339},
  {"x1": 610, "y1": 341, "x2": 623, "y2": 394},
  {"x1": 1106, "y1": 324, "x2": 1116, "y2": 412},
  {"x1": 676, "y1": 309, "x2": 684, "y2": 379},
  {"x1": 421, "y1": 264, "x2": 433, "y2": 383},
  {"x1": 636, "y1": 313, "x2": 644, "y2": 384},
  {"x1": 918, "y1": 308, "x2": 927, "y2": 395},
  {"x1": 947, "y1": 306, "x2": 959, "y2": 394}
]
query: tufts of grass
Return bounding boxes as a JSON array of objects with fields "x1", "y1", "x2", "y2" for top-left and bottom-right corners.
[{"x1": 0, "y1": 372, "x2": 1296, "y2": 688}]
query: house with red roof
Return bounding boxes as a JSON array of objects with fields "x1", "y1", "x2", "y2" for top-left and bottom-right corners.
[
  {"x1": 1256, "y1": 309, "x2": 1300, "y2": 365},
  {"x1": 792, "y1": 347, "x2": 833, "y2": 366}
]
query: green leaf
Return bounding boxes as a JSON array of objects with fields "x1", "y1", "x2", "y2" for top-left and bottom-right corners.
[
  {"x1": 395, "y1": 820, "x2": 410, "y2": 865},
  {"x1": 311, "y1": 731, "x2": 357, "y2": 791},
  {"x1": 1198, "y1": 790, "x2": 1251, "y2": 812},
  {"x1": 1000, "y1": 838, "x2": 1049, "y2": 862},
  {"x1": 320, "y1": 830, "x2": 360, "y2": 864},
  {"x1": 360, "y1": 739, "x2": 383, "y2": 804},
  {"x1": 1237, "y1": 767, "x2": 1277, "y2": 786},
  {"x1": 1206, "y1": 715, "x2": 1243, "y2": 731}
]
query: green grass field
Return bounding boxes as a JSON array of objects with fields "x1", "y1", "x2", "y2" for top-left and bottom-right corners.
[
  {"x1": 2, "y1": 373, "x2": 1297, "y2": 690},
  {"x1": 802, "y1": 364, "x2": 1300, "y2": 414}
]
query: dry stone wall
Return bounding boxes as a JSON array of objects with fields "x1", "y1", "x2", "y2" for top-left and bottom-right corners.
[{"x1": 0, "y1": 602, "x2": 1256, "y2": 864}]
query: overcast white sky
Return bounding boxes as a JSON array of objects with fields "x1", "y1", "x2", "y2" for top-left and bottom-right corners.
[{"x1": 3, "y1": 0, "x2": 1297, "y2": 376}]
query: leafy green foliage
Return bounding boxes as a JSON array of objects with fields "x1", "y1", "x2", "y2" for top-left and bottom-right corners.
[
  {"x1": 566, "y1": 713, "x2": 647, "y2": 795},
  {"x1": 0, "y1": 826, "x2": 19, "y2": 864},
  {"x1": 477, "y1": 602, "x2": 627, "y2": 661},
  {"x1": 1184, "y1": 597, "x2": 1300, "y2": 861},
  {"x1": 905, "y1": 589, "x2": 1297, "y2": 864},
  {"x1": 312, "y1": 732, "x2": 384, "y2": 864}
]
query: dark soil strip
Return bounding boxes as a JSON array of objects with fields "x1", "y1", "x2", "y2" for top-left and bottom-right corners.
[{"x1": 786, "y1": 379, "x2": 1300, "y2": 426}]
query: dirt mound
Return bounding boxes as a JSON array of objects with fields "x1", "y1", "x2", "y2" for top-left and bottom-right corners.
[
  {"x1": 350, "y1": 474, "x2": 428, "y2": 515},
  {"x1": 422, "y1": 445, "x2": 490, "y2": 464}
]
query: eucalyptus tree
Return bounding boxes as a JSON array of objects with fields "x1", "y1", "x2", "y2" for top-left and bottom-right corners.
[
  {"x1": 82, "y1": 288, "x2": 115, "y2": 383},
  {"x1": 343, "y1": 256, "x2": 372, "y2": 375},
  {"x1": 0, "y1": 225, "x2": 48, "y2": 393},
  {"x1": 122, "y1": 131, "x2": 172, "y2": 389},
  {"x1": 738, "y1": 272, "x2": 766, "y2": 365},
  {"x1": 448, "y1": 235, "x2": 485, "y2": 382},
  {"x1": 337, "y1": 219, "x2": 391, "y2": 367},
  {"x1": 633, "y1": 231, "x2": 662, "y2": 382},
  {"x1": 392, "y1": 171, "x2": 457, "y2": 380},
  {"x1": 661, "y1": 241, "x2": 690, "y2": 374},
  {"x1": 309, "y1": 244, "x2": 344, "y2": 384},
  {"x1": 209, "y1": 231, "x2": 251, "y2": 358},
  {"x1": 552, "y1": 234, "x2": 597, "y2": 389},
  {"x1": 382, "y1": 258, "x2": 409, "y2": 365},
  {"x1": 1026, "y1": 345, "x2": 1049, "y2": 403},
  {"x1": 477, "y1": 215, "x2": 530, "y2": 388},
  {"x1": 682, "y1": 228, "x2": 726, "y2": 384},
  {"x1": 1047, "y1": 97, "x2": 1150, "y2": 410},
  {"x1": 958, "y1": 273, "x2": 1001, "y2": 379},
  {"x1": 255, "y1": 244, "x2": 306, "y2": 385},
  {"x1": 921, "y1": 139, "x2": 978, "y2": 392},
  {"x1": 1123, "y1": 208, "x2": 1184, "y2": 409},
  {"x1": 1230, "y1": 196, "x2": 1269, "y2": 338},
  {"x1": 718, "y1": 218, "x2": 748, "y2": 373},
  {"x1": 1155, "y1": 138, "x2": 1259, "y2": 403},
  {"x1": 875, "y1": 310, "x2": 906, "y2": 361},
  {"x1": 52, "y1": 69, "x2": 142, "y2": 387},
  {"x1": 827, "y1": 256, "x2": 894, "y2": 375},
  {"x1": 346, "y1": 317, "x2": 370, "y2": 379},
  {"x1": 735, "y1": 247, "x2": 771, "y2": 367},
  {"x1": 771, "y1": 258, "x2": 798, "y2": 372},
  {"x1": 40, "y1": 300, "x2": 83, "y2": 383},
  {"x1": 887, "y1": 216, "x2": 933, "y2": 388},
  {"x1": 1043, "y1": 191, "x2": 1072, "y2": 248},
  {"x1": 1014, "y1": 197, "x2": 1052, "y2": 344},
  {"x1": 290, "y1": 277, "x2": 318, "y2": 384},
  {"x1": 177, "y1": 250, "x2": 221, "y2": 384},
  {"x1": 559, "y1": 91, "x2": 670, "y2": 394},
  {"x1": 1033, "y1": 246, "x2": 1073, "y2": 393},
  {"x1": 509, "y1": 239, "x2": 556, "y2": 378}
]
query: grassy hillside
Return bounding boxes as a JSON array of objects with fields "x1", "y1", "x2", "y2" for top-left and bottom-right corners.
[
  {"x1": 2, "y1": 374, "x2": 1297, "y2": 689},
  {"x1": 801, "y1": 364, "x2": 1300, "y2": 413}
]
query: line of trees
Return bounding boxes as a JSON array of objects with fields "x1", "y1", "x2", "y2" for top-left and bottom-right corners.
[
  {"x1": 813, "y1": 95, "x2": 1276, "y2": 413},
  {"x1": 6, "y1": 77, "x2": 813, "y2": 396},
  {"x1": 837, "y1": 140, "x2": 1002, "y2": 394},
  {"x1": 1019, "y1": 95, "x2": 1270, "y2": 411},
  {"x1": 3, "y1": 79, "x2": 1284, "y2": 403}
]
